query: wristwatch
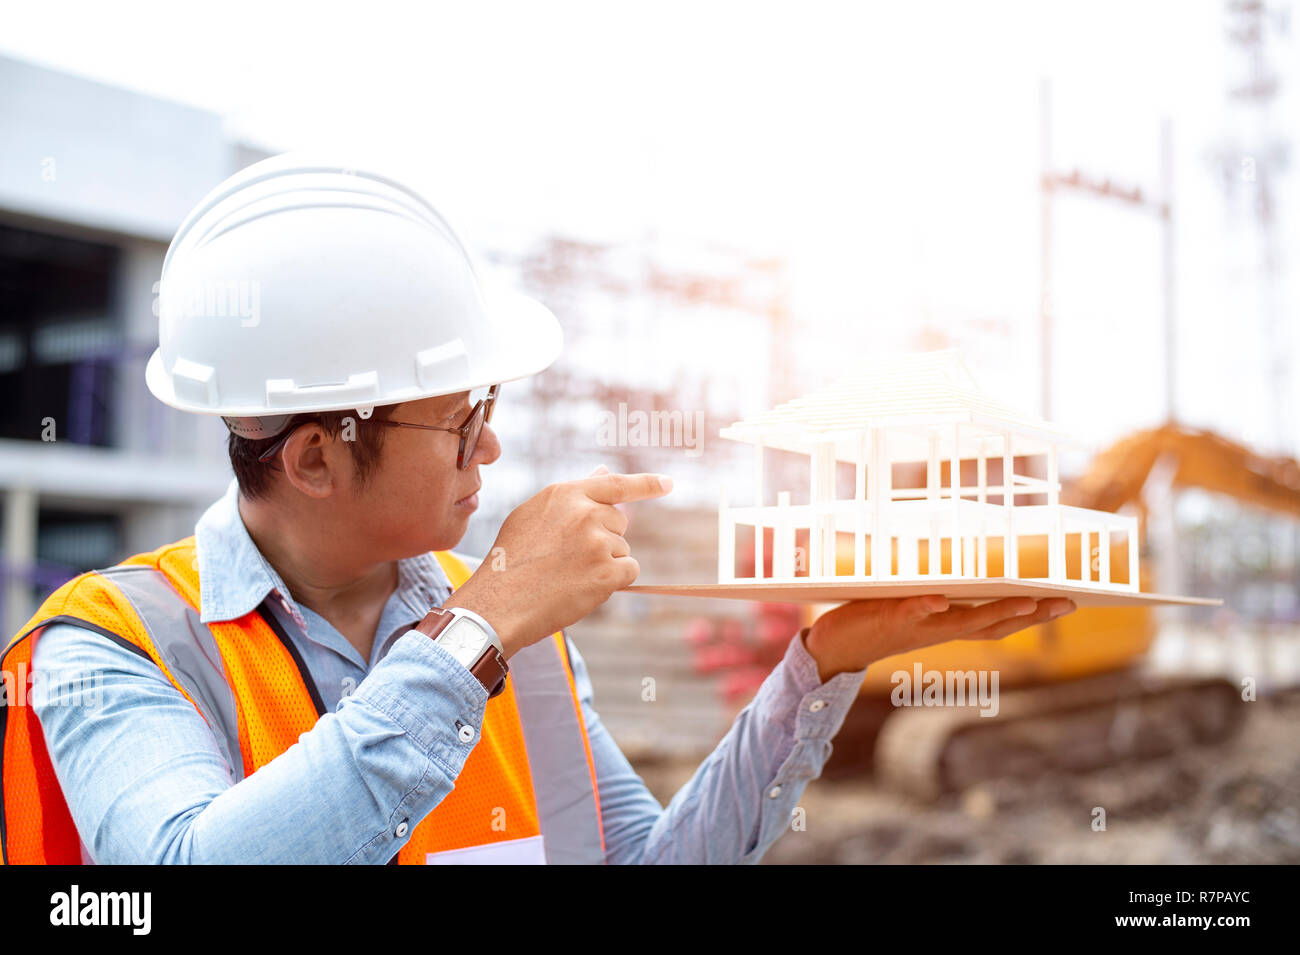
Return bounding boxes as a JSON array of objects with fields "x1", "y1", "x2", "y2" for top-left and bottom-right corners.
[{"x1": 414, "y1": 606, "x2": 509, "y2": 699}]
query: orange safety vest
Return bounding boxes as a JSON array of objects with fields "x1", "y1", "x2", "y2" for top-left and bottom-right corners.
[{"x1": 0, "y1": 537, "x2": 605, "y2": 864}]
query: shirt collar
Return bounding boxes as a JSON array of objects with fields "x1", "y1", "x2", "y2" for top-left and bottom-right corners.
[{"x1": 194, "y1": 479, "x2": 453, "y2": 625}]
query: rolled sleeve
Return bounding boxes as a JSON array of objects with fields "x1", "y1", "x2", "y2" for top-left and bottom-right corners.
[
  {"x1": 349, "y1": 631, "x2": 489, "y2": 774},
  {"x1": 736, "y1": 629, "x2": 865, "y2": 862},
  {"x1": 573, "y1": 627, "x2": 866, "y2": 865}
]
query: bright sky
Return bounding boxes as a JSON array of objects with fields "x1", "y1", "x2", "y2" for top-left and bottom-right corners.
[{"x1": 3, "y1": 0, "x2": 1296, "y2": 459}]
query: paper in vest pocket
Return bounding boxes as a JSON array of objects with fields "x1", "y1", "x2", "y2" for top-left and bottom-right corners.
[{"x1": 425, "y1": 834, "x2": 546, "y2": 865}]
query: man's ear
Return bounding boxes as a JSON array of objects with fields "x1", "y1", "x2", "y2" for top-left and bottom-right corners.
[{"x1": 279, "y1": 423, "x2": 343, "y2": 499}]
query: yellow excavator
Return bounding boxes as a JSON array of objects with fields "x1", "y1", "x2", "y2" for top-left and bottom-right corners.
[{"x1": 811, "y1": 422, "x2": 1300, "y2": 794}]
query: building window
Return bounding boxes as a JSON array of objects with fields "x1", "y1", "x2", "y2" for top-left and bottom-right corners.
[{"x1": 0, "y1": 222, "x2": 122, "y2": 446}]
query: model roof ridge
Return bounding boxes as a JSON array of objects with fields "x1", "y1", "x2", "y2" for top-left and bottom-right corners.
[{"x1": 725, "y1": 387, "x2": 1065, "y2": 435}]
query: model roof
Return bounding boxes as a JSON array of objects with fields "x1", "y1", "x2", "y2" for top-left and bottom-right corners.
[{"x1": 719, "y1": 349, "x2": 1075, "y2": 462}]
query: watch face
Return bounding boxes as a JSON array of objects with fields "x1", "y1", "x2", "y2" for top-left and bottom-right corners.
[{"x1": 436, "y1": 617, "x2": 487, "y2": 669}]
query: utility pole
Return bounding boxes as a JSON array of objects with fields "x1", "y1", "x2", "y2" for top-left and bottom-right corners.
[
  {"x1": 1040, "y1": 78, "x2": 1053, "y2": 422},
  {"x1": 1160, "y1": 117, "x2": 1176, "y2": 426},
  {"x1": 1039, "y1": 81, "x2": 1177, "y2": 425},
  {"x1": 1214, "y1": 0, "x2": 1291, "y2": 455}
]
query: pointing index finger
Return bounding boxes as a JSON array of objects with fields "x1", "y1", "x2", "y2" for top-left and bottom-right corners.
[{"x1": 579, "y1": 472, "x2": 674, "y2": 505}]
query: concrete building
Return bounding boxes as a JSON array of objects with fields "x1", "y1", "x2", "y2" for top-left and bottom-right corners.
[{"x1": 0, "y1": 54, "x2": 263, "y2": 635}]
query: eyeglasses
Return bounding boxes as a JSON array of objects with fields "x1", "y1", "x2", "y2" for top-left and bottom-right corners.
[
  {"x1": 256, "y1": 384, "x2": 500, "y2": 471},
  {"x1": 373, "y1": 384, "x2": 500, "y2": 471}
]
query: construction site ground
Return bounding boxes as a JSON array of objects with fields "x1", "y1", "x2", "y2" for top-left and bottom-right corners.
[{"x1": 626, "y1": 686, "x2": 1300, "y2": 865}]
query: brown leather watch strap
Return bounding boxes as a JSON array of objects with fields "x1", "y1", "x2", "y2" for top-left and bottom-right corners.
[
  {"x1": 469, "y1": 647, "x2": 509, "y2": 699},
  {"x1": 414, "y1": 607, "x2": 509, "y2": 699},
  {"x1": 413, "y1": 606, "x2": 456, "y2": 640}
]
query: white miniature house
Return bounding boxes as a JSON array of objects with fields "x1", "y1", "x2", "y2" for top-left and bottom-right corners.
[{"x1": 716, "y1": 351, "x2": 1139, "y2": 593}]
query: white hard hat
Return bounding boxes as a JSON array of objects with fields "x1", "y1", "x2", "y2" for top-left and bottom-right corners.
[{"x1": 145, "y1": 152, "x2": 562, "y2": 434}]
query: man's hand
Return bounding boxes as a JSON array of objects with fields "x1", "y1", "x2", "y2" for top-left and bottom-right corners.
[
  {"x1": 443, "y1": 466, "x2": 672, "y2": 659},
  {"x1": 803, "y1": 595, "x2": 1078, "y2": 683}
]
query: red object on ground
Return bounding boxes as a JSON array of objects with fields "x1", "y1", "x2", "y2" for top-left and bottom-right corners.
[{"x1": 686, "y1": 601, "x2": 807, "y2": 702}]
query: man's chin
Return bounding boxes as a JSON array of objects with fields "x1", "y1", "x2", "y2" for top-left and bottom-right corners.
[{"x1": 418, "y1": 513, "x2": 471, "y2": 556}]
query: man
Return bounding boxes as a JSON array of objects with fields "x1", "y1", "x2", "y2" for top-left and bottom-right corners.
[{"x1": 1, "y1": 155, "x2": 1074, "y2": 864}]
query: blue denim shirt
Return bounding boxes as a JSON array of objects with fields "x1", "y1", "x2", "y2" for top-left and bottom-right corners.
[{"x1": 31, "y1": 479, "x2": 868, "y2": 864}]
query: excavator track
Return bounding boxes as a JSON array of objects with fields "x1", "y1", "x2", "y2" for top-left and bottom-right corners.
[{"x1": 869, "y1": 672, "x2": 1247, "y2": 799}]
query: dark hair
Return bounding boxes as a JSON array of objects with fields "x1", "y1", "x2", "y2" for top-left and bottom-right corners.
[{"x1": 228, "y1": 405, "x2": 398, "y2": 500}]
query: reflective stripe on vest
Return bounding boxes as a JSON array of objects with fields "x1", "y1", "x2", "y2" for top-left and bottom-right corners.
[{"x1": 1, "y1": 537, "x2": 605, "y2": 864}]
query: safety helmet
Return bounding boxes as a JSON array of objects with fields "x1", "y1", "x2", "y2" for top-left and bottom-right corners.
[{"x1": 145, "y1": 153, "x2": 563, "y2": 438}]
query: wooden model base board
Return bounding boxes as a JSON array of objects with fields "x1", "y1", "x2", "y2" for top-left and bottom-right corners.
[{"x1": 624, "y1": 578, "x2": 1221, "y2": 608}]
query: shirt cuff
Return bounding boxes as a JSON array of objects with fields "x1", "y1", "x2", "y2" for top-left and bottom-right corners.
[
  {"x1": 746, "y1": 628, "x2": 868, "y2": 746},
  {"x1": 731, "y1": 632, "x2": 868, "y2": 862},
  {"x1": 345, "y1": 629, "x2": 489, "y2": 772},
  {"x1": 784, "y1": 627, "x2": 868, "y2": 732}
]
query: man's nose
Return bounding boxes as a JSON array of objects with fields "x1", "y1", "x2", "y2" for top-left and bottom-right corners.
[{"x1": 468, "y1": 423, "x2": 502, "y2": 468}]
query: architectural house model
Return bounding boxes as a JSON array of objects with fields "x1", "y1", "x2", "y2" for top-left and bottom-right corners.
[
  {"x1": 714, "y1": 350, "x2": 1139, "y2": 594},
  {"x1": 628, "y1": 350, "x2": 1220, "y2": 608}
]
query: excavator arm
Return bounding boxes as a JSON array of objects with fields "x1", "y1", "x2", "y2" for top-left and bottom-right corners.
[{"x1": 1066, "y1": 421, "x2": 1300, "y2": 519}]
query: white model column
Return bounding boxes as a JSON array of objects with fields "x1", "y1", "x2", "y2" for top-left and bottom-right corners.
[
  {"x1": 855, "y1": 432, "x2": 868, "y2": 578},
  {"x1": 775, "y1": 491, "x2": 794, "y2": 579},
  {"x1": 899, "y1": 434, "x2": 919, "y2": 577},
  {"x1": 1048, "y1": 444, "x2": 1063, "y2": 582},
  {"x1": 809, "y1": 443, "x2": 839, "y2": 579},
  {"x1": 1126, "y1": 514, "x2": 1139, "y2": 591},
  {"x1": 951, "y1": 424, "x2": 963, "y2": 576},
  {"x1": 808, "y1": 446, "x2": 821, "y2": 579},
  {"x1": 976, "y1": 437, "x2": 989, "y2": 577},
  {"x1": 718, "y1": 487, "x2": 734, "y2": 582},
  {"x1": 819, "y1": 442, "x2": 838, "y2": 577},
  {"x1": 1080, "y1": 526, "x2": 1091, "y2": 583},
  {"x1": 1002, "y1": 432, "x2": 1018, "y2": 578},
  {"x1": 871, "y1": 427, "x2": 891, "y2": 579},
  {"x1": 1101, "y1": 522, "x2": 1112, "y2": 584},
  {"x1": 927, "y1": 433, "x2": 940, "y2": 575}
]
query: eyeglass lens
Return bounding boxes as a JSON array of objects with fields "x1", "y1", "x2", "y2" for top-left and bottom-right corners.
[{"x1": 460, "y1": 401, "x2": 486, "y2": 469}]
